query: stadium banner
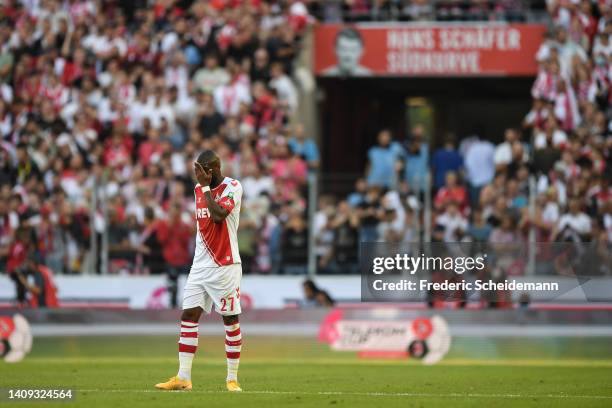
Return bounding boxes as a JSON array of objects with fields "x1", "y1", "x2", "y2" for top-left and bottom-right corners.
[
  {"x1": 318, "y1": 311, "x2": 451, "y2": 364},
  {"x1": 0, "y1": 276, "x2": 359, "y2": 310},
  {"x1": 361, "y1": 242, "x2": 612, "y2": 304},
  {"x1": 314, "y1": 23, "x2": 546, "y2": 77},
  {"x1": 1, "y1": 273, "x2": 612, "y2": 310},
  {"x1": 0, "y1": 314, "x2": 32, "y2": 363}
]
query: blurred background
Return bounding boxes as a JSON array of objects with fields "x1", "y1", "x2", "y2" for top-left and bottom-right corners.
[{"x1": 0, "y1": 0, "x2": 611, "y2": 362}]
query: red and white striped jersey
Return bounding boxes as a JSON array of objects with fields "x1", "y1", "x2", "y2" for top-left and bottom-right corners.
[{"x1": 192, "y1": 177, "x2": 242, "y2": 268}]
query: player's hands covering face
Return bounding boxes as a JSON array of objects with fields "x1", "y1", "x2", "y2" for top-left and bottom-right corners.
[{"x1": 194, "y1": 162, "x2": 212, "y2": 187}]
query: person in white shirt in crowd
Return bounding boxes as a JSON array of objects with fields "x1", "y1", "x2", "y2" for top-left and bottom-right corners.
[
  {"x1": 494, "y1": 128, "x2": 522, "y2": 170},
  {"x1": 553, "y1": 25, "x2": 588, "y2": 78},
  {"x1": 164, "y1": 51, "x2": 190, "y2": 98},
  {"x1": 435, "y1": 201, "x2": 468, "y2": 243},
  {"x1": 554, "y1": 197, "x2": 592, "y2": 241},
  {"x1": 464, "y1": 135, "x2": 495, "y2": 207},
  {"x1": 534, "y1": 115, "x2": 568, "y2": 149},
  {"x1": 377, "y1": 191, "x2": 406, "y2": 242},
  {"x1": 269, "y1": 62, "x2": 298, "y2": 113},
  {"x1": 242, "y1": 165, "x2": 275, "y2": 200},
  {"x1": 193, "y1": 54, "x2": 230, "y2": 94},
  {"x1": 214, "y1": 65, "x2": 251, "y2": 117}
]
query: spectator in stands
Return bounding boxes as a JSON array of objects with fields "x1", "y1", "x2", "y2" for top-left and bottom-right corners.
[
  {"x1": 347, "y1": 178, "x2": 367, "y2": 207},
  {"x1": 403, "y1": 124, "x2": 429, "y2": 196},
  {"x1": 270, "y1": 143, "x2": 308, "y2": 200},
  {"x1": 288, "y1": 123, "x2": 320, "y2": 170},
  {"x1": 313, "y1": 195, "x2": 335, "y2": 271},
  {"x1": 107, "y1": 206, "x2": 136, "y2": 272},
  {"x1": 315, "y1": 290, "x2": 335, "y2": 307},
  {"x1": 494, "y1": 128, "x2": 521, "y2": 171},
  {"x1": 0, "y1": 0, "x2": 319, "y2": 277},
  {"x1": 270, "y1": 62, "x2": 298, "y2": 113},
  {"x1": 157, "y1": 203, "x2": 192, "y2": 308},
  {"x1": 301, "y1": 279, "x2": 320, "y2": 308},
  {"x1": 554, "y1": 197, "x2": 593, "y2": 241},
  {"x1": 281, "y1": 211, "x2": 309, "y2": 274},
  {"x1": 300, "y1": 279, "x2": 335, "y2": 307},
  {"x1": 6, "y1": 227, "x2": 32, "y2": 306},
  {"x1": 366, "y1": 129, "x2": 404, "y2": 188},
  {"x1": 554, "y1": 25, "x2": 588, "y2": 78},
  {"x1": 319, "y1": 200, "x2": 360, "y2": 273},
  {"x1": 468, "y1": 208, "x2": 492, "y2": 244},
  {"x1": 193, "y1": 54, "x2": 229, "y2": 94},
  {"x1": 310, "y1": 0, "x2": 527, "y2": 22},
  {"x1": 377, "y1": 191, "x2": 406, "y2": 242},
  {"x1": 435, "y1": 201, "x2": 468, "y2": 242},
  {"x1": 434, "y1": 171, "x2": 469, "y2": 214},
  {"x1": 489, "y1": 213, "x2": 520, "y2": 244},
  {"x1": 463, "y1": 135, "x2": 495, "y2": 207},
  {"x1": 0, "y1": 198, "x2": 18, "y2": 270},
  {"x1": 138, "y1": 207, "x2": 165, "y2": 275},
  {"x1": 242, "y1": 164, "x2": 275, "y2": 200},
  {"x1": 250, "y1": 48, "x2": 271, "y2": 84},
  {"x1": 402, "y1": 0, "x2": 435, "y2": 21},
  {"x1": 13, "y1": 255, "x2": 58, "y2": 308},
  {"x1": 431, "y1": 134, "x2": 462, "y2": 190},
  {"x1": 357, "y1": 185, "x2": 383, "y2": 242}
]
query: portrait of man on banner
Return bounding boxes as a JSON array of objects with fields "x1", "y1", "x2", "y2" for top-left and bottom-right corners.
[{"x1": 322, "y1": 27, "x2": 372, "y2": 77}]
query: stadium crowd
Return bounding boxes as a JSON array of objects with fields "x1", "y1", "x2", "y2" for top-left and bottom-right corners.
[
  {"x1": 308, "y1": 0, "x2": 530, "y2": 23},
  {"x1": 327, "y1": 0, "x2": 611, "y2": 279},
  {"x1": 0, "y1": 0, "x2": 318, "y2": 282}
]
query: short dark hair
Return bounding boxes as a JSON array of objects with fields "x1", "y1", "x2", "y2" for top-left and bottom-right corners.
[
  {"x1": 196, "y1": 150, "x2": 219, "y2": 166},
  {"x1": 303, "y1": 279, "x2": 319, "y2": 293},
  {"x1": 335, "y1": 27, "x2": 363, "y2": 47}
]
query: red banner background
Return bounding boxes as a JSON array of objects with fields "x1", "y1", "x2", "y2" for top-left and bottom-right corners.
[{"x1": 314, "y1": 24, "x2": 547, "y2": 77}]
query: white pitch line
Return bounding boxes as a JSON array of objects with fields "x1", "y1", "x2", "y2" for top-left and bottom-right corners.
[{"x1": 76, "y1": 389, "x2": 612, "y2": 400}]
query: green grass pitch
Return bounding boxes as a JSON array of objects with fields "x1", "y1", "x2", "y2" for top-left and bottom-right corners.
[{"x1": 1, "y1": 335, "x2": 612, "y2": 408}]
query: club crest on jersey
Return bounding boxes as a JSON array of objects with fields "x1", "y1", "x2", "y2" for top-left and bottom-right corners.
[{"x1": 196, "y1": 207, "x2": 211, "y2": 219}]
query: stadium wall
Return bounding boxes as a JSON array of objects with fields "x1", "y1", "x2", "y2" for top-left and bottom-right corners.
[{"x1": 2, "y1": 276, "x2": 612, "y2": 310}]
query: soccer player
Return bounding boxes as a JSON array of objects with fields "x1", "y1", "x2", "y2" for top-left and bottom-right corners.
[{"x1": 155, "y1": 150, "x2": 243, "y2": 392}]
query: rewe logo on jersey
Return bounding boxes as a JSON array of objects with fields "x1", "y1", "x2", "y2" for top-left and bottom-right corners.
[{"x1": 196, "y1": 207, "x2": 211, "y2": 219}]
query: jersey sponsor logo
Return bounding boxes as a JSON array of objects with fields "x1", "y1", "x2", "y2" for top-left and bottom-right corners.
[{"x1": 196, "y1": 207, "x2": 211, "y2": 219}]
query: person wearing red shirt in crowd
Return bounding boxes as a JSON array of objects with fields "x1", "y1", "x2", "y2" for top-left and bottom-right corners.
[
  {"x1": 270, "y1": 144, "x2": 307, "y2": 199},
  {"x1": 434, "y1": 171, "x2": 469, "y2": 214},
  {"x1": 156, "y1": 202, "x2": 194, "y2": 308},
  {"x1": 104, "y1": 129, "x2": 133, "y2": 168},
  {"x1": 6, "y1": 227, "x2": 58, "y2": 308},
  {"x1": 138, "y1": 128, "x2": 165, "y2": 167}
]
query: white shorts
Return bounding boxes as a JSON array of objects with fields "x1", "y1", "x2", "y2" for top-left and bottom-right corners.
[{"x1": 182, "y1": 263, "x2": 242, "y2": 316}]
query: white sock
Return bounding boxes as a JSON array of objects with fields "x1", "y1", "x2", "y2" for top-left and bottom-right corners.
[
  {"x1": 224, "y1": 323, "x2": 242, "y2": 382},
  {"x1": 177, "y1": 320, "x2": 198, "y2": 380}
]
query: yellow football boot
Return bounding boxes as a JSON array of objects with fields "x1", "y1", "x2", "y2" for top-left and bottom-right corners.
[
  {"x1": 154, "y1": 376, "x2": 192, "y2": 390},
  {"x1": 226, "y1": 380, "x2": 242, "y2": 392}
]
